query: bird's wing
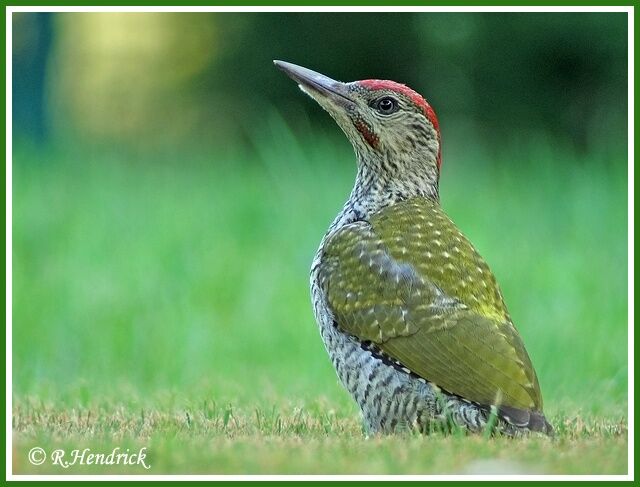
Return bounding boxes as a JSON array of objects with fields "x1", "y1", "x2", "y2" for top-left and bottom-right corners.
[{"x1": 318, "y1": 197, "x2": 542, "y2": 414}]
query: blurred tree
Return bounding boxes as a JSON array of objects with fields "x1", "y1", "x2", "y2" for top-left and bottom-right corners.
[
  {"x1": 12, "y1": 13, "x2": 52, "y2": 144},
  {"x1": 45, "y1": 13, "x2": 218, "y2": 153},
  {"x1": 415, "y1": 13, "x2": 627, "y2": 152}
]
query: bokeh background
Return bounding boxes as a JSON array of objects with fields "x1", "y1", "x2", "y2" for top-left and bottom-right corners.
[{"x1": 13, "y1": 12, "x2": 627, "y2": 423}]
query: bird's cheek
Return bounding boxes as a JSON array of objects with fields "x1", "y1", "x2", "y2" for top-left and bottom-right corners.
[{"x1": 353, "y1": 119, "x2": 380, "y2": 150}]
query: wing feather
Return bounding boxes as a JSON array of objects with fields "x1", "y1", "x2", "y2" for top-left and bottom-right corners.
[{"x1": 319, "y1": 197, "x2": 543, "y2": 411}]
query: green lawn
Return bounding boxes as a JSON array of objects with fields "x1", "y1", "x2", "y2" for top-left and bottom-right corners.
[
  {"x1": 12, "y1": 394, "x2": 627, "y2": 475},
  {"x1": 11, "y1": 123, "x2": 628, "y2": 475}
]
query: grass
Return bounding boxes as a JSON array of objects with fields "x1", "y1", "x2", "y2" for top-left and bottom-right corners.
[
  {"x1": 11, "y1": 118, "x2": 629, "y2": 475},
  {"x1": 12, "y1": 393, "x2": 628, "y2": 475}
]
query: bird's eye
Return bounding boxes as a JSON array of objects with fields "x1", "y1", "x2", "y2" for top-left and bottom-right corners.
[{"x1": 375, "y1": 97, "x2": 399, "y2": 115}]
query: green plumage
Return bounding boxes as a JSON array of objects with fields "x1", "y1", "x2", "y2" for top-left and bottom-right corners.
[{"x1": 319, "y1": 197, "x2": 542, "y2": 412}]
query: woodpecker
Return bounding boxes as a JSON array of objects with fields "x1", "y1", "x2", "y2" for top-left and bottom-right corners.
[{"x1": 274, "y1": 60, "x2": 552, "y2": 436}]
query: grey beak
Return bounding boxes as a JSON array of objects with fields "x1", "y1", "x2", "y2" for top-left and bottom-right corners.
[{"x1": 274, "y1": 60, "x2": 354, "y2": 106}]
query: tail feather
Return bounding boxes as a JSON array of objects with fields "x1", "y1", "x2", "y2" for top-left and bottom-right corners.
[{"x1": 499, "y1": 405, "x2": 554, "y2": 436}]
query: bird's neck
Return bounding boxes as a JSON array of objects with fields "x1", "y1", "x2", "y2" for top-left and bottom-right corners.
[{"x1": 328, "y1": 160, "x2": 440, "y2": 232}]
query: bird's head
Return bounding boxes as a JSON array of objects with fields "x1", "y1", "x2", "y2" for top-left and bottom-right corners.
[{"x1": 275, "y1": 60, "x2": 442, "y2": 201}]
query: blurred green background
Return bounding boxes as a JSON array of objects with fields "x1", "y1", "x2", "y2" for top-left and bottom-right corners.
[{"x1": 13, "y1": 12, "x2": 627, "y2": 418}]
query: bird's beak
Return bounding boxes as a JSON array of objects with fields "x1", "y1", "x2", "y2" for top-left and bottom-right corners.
[{"x1": 274, "y1": 60, "x2": 355, "y2": 109}]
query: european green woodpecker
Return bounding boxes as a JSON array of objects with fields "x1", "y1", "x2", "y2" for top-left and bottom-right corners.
[{"x1": 274, "y1": 60, "x2": 552, "y2": 436}]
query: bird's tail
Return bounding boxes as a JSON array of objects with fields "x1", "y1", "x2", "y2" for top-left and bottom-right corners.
[{"x1": 499, "y1": 405, "x2": 554, "y2": 436}]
